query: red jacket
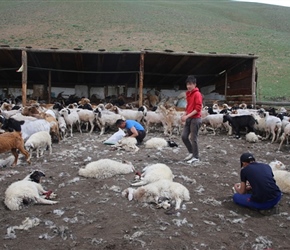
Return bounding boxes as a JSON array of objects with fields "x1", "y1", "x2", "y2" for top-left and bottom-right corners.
[{"x1": 186, "y1": 87, "x2": 203, "y2": 118}]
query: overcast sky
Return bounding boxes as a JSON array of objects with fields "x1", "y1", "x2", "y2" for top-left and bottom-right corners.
[{"x1": 233, "y1": 0, "x2": 290, "y2": 7}]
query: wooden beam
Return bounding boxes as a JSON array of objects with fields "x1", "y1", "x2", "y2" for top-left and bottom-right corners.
[
  {"x1": 138, "y1": 53, "x2": 144, "y2": 107},
  {"x1": 21, "y1": 50, "x2": 27, "y2": 105},
  {"x1": 48, "y1": 71, "x2": 51, "y2": 103}
]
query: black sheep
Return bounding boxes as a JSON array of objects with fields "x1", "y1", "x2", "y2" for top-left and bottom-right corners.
[{"x1": 223, "y1": 114, "x2": 258, "y2": 139}]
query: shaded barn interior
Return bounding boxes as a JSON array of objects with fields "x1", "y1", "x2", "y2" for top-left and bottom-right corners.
[{"x1": 0, "y1": 46, "x2": 258, "y2": 105}]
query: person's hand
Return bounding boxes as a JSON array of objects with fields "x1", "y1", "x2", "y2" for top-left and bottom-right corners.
[{"x1": 181, "y1": 114, "x2": 187, "y2": 122}]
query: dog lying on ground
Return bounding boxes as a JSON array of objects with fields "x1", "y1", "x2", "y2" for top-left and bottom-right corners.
[{"x1": 4, "y1": 170, "x2": 58, "y2": 210}]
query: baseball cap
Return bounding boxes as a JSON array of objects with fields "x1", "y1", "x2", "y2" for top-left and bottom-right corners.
[{"x1": 240, "y1": 153, "x2": 255, "y2": 167}]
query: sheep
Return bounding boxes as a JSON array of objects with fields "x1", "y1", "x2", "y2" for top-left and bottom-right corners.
[
  {"x1": 140, "y1": 108, "x2": 166, "y2": 133},
  {"x1": 200, "y1": 114, "x2": 231, "y2": 135},
  {"x1": 144, "y1": 137, "x2": 178, "y2": 149},
  {"x1": 273, "y1": 170, "x2": 290, "y2": 194},
  {"x1": 24, "y1": 131, "x2": 52, "y2": 158},
  {"x1": 59, "y1": 108, "x2": 82, "y2": 137},
  {"x1": 0, "y1": 115, "x2": 51, "y2": 141},
  {"x1": 111, "y1": 106, "x2": 144, "y2": 122},
  {"x1": 0, "y1": 131, "x2": 31, "y2": 166},
  {"x1": 131, "y1": 163, "x2": 174, "y2": 186},
  {"x1": 76, "y1": 109, "x2": 96, "y2": 133},
  {"x1": 269, "y1": 160, "x2": 286, "y2": 171},
  {"x1": 112, "y1": 137, "x2": 139, "y2": 152},
  {"x1": 78, "y1": 159, "x2": 135, "y2": 179},
  {"x1": 258, "y1": 109, "x2": 282, "y2": 143},
  {"x1": 122, "y1": 179, "x2": 190, "y2": 211},
  {"x1": 278, "y1": 122, "x2": 290, "y2": 151},
  {"x1": 245, "y1": 132, "x2": 261, "y2": 143},
  {"x1": 57, "y1": 115, "x2": 67, "y2": 139},
  {"x1": 4, "y1": 170, "x2": 58, "y2": 210},
  {"x1": 222, "y1": 114, "x2": 257, "y2": 139},
  {"x1": 94, "y1": 108, "x2": 124, "y2": 135}
]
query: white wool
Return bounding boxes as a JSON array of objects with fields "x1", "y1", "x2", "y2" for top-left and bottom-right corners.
[
  {"x1": 144, "y1": 138, "x2": 168, "y2": 149},
  {"x1": 4, "y1": 179, "x2": 58, "y2": 210},
  {"x1": 245, "y1": 132, "x2": 260, "y2": 143},
  {"x1": 269, "y1": 160, "x2": 286, "y2": 171},
  {"x1": 113, "y1": 137, "x2": 139, "y2": 152},
  {"x1": 25, "y1": 131, "x2": 52, "y2": 158},
  {"x1": 131, "y1": 163, "x2": 174, "y2": 186},
  {"x1": 20, "y1": 119, "x2": 51, "y2": 140},
  {"x1": 0, "y1": 155, "x2": 15, "y2": 168},
  {"x1": 78, "y1": 159, "x2": 135, "y2": 179},
  {"x1": 273, "y1": 170, "x2": 290, "y2": 194},
  {"x1": 123, "y1": 179, "x2": 190, "y2": 210}
]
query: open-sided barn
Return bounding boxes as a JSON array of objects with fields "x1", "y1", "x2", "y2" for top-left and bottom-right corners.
[{"x1": 0, "y1": 46, "x2": 258, "y2": 106}]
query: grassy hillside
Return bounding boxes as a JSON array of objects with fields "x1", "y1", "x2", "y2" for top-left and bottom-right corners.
[{"x1": 0, "y1": 0, "x2": 289, "y2": 101}]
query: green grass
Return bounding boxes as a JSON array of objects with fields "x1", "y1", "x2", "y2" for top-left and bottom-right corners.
[{"x1": 0, "y1": 0, "x2": 289, "y2": 101}]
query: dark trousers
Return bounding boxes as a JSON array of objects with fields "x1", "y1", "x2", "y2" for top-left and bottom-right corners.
[
  {"x1": 181, "y1": 117, "x2": 202, "y2": 159},
  {"x1": 127, "y1": 130, "x2": 146, "y2": 143}
]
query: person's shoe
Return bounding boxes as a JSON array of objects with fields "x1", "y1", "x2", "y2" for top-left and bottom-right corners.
[
  {"x1": 184, "y1": 153, "x2": 193, "y2": 161},
  {"x1": 187, "y1": 157, "x2": 200, "y2": 164},
  {"x1": 258, "y1": 206, "x2": 279, "y2": 216}
]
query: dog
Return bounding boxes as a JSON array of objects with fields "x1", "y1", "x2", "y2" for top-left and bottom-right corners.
[{"x1": 4, "y1": 170, "x2": 58, "y2": 210}]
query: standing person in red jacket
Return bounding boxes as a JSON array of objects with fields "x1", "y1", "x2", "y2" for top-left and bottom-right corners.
[{"x1": 181, "y1": 75, "x2": 203, "y2": 164}]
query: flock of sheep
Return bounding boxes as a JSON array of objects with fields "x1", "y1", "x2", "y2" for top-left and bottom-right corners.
[{"x1": 0, "y1": 97, "x2": 290, "y2": 213}]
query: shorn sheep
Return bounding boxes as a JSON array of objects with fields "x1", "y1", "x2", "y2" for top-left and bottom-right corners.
[
  {"x1": 273, "y1": 170, "x2": 290, "y2": 194},
  {"x1": 78, "y1": 159, "x2": 135, "y2": 179},
  {"x1": 131, "y1": 163, "x2": 174, "y2": 186},
  {"x1": 122, "y1": 179, "x2": 190, "y2": 211},
  {"x1": 24, "y1": 131, "x2": 52, "y2": 158},
  {"x1": 0, "y1": 131, "x2": 31, "y2": 166},
  {"x1": 144, "y1": 137, "x2": 178, "y2": 149},
  {"x1": 4, "y1": 170, "x2": 58, "y2": 210}
]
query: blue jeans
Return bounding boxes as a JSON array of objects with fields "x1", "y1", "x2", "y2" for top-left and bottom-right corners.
[
  {"x1": 233, "y1": 192, "x2": 282, "y2": 210},
  {"x1": 181, "y1": 117, "x2": 202, "y2": 159}
]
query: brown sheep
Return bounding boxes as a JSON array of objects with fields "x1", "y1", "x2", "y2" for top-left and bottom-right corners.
[{"x1": 0, "y1": 131, "x2": 31, "y2": 166}]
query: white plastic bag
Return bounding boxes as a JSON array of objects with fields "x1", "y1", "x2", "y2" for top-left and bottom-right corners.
[{"x1": 103, "y1": 128, "x2": 125, "y2": 145}]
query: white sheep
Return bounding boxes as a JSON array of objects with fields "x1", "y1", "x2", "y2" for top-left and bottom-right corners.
[
  {"x1": 111, "y1": 106, "x2": 144, "y2": 123},
  {"x1": 25, "y1": 131, "x2": 52, "y2": 158},
  {"x1": 144, "y1": 137, "x2": 178, "y2": 149},
  {"x1": 131, "y1": 163, "x2": 174, "y2": 186},
  {"x1": 269, "y1": 160, "x2": 286, "y2": 171},
  {"x1": 142, "y1": 109, "x2": 166, "y2": 133},
  {"x1": 273, "y1": 170, "x2": 290, "y2": 194},
  {"x1": 57, "y1": 115, "x2": 67, "y2": 139},
  {"x1": 113, "y1": 137, "x2": 139, "y2": 152},
  {"x1": 122, "y1": 179, "x2": 190, "y2": 210},
  {"x1": 76, "y1": 109, "x2": 96, "y2": 133},
  {"x1": 95, "y1": 109, "x2": 124, "y2": 135},
  {"x1": 59, "y1": 108, "x2": 82, "y2": 137},
  {"x1": 245, "y1": 132, "x2": 261, "y2": 143},
  {"x1": 201, "y1": 114, "x2": 231, "y2": 135},
  {"x1": 78, "y1": 159, "x2": 135, "y2": 179},
  {"x1": 258, "y1": 109, "x2": 282, "y2": 143},
  {"x1": 4, "y1": 170, "x2": 58, "y2": 211}
]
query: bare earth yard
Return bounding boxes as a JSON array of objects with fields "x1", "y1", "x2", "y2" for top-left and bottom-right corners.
[{"x1": 1, "y1": 129, "x2": 290, "y2": 250}]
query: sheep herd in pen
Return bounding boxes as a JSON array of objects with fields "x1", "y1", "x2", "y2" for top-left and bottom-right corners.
[{"x1": 0, "y1": 94, "x2": 290, "y2": 213}]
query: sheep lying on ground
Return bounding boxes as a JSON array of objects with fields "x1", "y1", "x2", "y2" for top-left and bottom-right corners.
[
  {"x1": 4, "y1": 170, "x2": 58, "y2": 210},
  {"x1": 78, "y1": 159, "x2": 135, "y2": 179},
  {"x1": 0, "y1": 131, "x2": 31, "y2": 166},
  {"x1": 269, "y1": 160, "x2": 286, "y2": 171},
  {"x1": 131, "y1": 163, "x2": 174, "y2": 186},
  {"x1": 24, "y1": 131, "x2": 52, "y2": 158},
  {"x1": 112, "y1": 137, "x2": 139, "y2": 152},
  {"x1": 273, "y1": 170, "x2": 290, "y2": 194},
  {"x1": 144, "y1": 137, "x2": 178, "y2": 149},
  {"x1": 122, "y1": 179, "x2": 190, "y2": 210},
  {"x1": 245, "y1": 132, "x2": 262, "y2": 143}
]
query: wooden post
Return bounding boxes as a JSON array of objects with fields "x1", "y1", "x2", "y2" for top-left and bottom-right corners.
[
  {"x1": 48, "y1": 71, "x2": 51, "y2": 103},
  {"x1": 21, "y1": 50, "x2": 27, "y2": 105},
  {"x1": 138, "y1": 52, "x2": 144, "y2": 107},
  {"x1": 251, "y1": 59, "x2": 257, "y2": 107},
  {"x1": 224, "y1": 71, "x2": 228, "y2": 102}
]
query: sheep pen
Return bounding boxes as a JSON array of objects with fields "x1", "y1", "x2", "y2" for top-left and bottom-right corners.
[{"x1": 0, "y1": 130, "x2": 290, "y2": 249}]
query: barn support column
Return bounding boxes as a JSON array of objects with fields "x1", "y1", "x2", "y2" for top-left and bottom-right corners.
[
  {"x1": 224, "y1": 71, "x2": 228, "y2": 102},
  {"x1": 21, "y1": 50, "x2": 28, "y2": 105},
  {"x1": 138, "y1": 52, "x2": 145, "y2": 107},
  {"x1": 251, "y1": 59, "x2": 257, "y2": 107},
  {"x1": 48, "y1": 71, "x2": 51, "y2": 103}
]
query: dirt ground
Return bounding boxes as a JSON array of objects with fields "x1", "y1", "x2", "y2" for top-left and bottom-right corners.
[{"x1": 1, "y1": 127, "x2": 290, "y2": 250}]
